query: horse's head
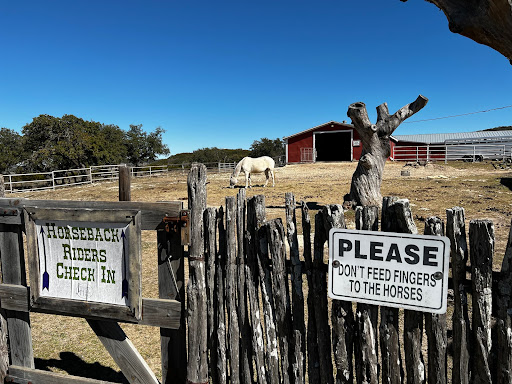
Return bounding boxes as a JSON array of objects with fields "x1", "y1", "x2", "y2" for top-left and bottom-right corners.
[{"x1": 229, "y1": 176, "x2": 237, "y2": 188}]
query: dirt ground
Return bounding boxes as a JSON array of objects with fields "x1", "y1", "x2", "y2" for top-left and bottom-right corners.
[{"x1": 10, "y1": 160, "x2": 512, "y2": 381}]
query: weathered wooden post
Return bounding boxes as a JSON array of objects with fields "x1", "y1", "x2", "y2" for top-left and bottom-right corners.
[
  {"x1": 237, "y1": 189, "x2": 253, "y2": 384},
  {"x1": 0, "y1": 178, "x2": 18, "y2": 381},
  {"x1": 253, "y1": 195, "x2": 280, "y2": 384},
  {"x1": 285, "y1": 193, "x2": 305, "y2": 384},
  {"x1": 119, "y1": 165, "x2": 131, "y2": 202},
  {"x1": 380, "y1": 196, "x2": 404, "y2": 384},
  {"x1": 225, "y1": 196, "x2": 240, "y2": 384},
  {"x1": 446, "y1": 207, "x2": 470, "y2": 384},
  {"x1": 267, "y1": 218, "x2": 293, "y2": 384},
  {"x1": 394, "y1": 199, "x2": 425, "y2": 384},
  {"x1": 204, "y1": 207, "x2": 218, "y2": 383},
  {"x1": 354, "y1": 205, "x2": 379, "y2": 384},
  {"x1": 323, "y1": 204, "x2": 354, "y2": 384},
  {"x1": 215, "y1": 206, "x2": 228, "y2": 384},
  {"x1": 424, "y1": 217, "x2": 447, "y2": 384},
  {"x1": 497, "y1": 219, "x2": 512, "y2": 384},
  {"x1": 312, "y1": 210, "x2": 334, "y2": 384},
  {"x1": 469, "y1": 219, "x2": 494, "y2": 384},
  {"x1": 300, "y1": 201, "x2": 320, "y2": 384},
  {"x1": 187, "y1": 163, "x2": 208, "y2": 384},
  {"x1": 246, "y1": 196, "x2": 267, "y2": 384}
]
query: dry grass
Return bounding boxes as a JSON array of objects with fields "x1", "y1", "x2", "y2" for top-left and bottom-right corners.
[{"x1": 10, "y1": 160, "x2": 512, "y2": 381}]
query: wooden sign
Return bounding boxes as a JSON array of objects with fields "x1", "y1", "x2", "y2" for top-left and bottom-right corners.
[
  {"x1": 25, "y1": 207, "x2": 142, "y2": 321},
  {"x1": 328, "y1": 228, "x2": 450, "y2": 314}
]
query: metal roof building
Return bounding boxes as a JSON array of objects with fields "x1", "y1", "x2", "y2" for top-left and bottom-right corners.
[{"x1": 391, "y1": 130, "x2": 512, "y2": 145}]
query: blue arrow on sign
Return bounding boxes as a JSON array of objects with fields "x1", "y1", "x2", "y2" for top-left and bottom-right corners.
[
  {"x1": 40, "y1": 227, "x2": 50, "y2": 290},
  {"x1": 121, "y1": 230, "x2": 128, "y2": 299}
]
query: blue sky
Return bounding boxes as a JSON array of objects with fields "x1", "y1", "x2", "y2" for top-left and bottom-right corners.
[{"x1": 1, "y1": 1, "x2": 511, "y2": 155}]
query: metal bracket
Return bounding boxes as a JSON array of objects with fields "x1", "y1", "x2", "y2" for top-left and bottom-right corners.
[{"x1": 163, "y1": 210, "x2": 190, "y2": 246}]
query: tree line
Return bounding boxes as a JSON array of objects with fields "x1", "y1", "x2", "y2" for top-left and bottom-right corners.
[
  {"x1": 0, "y1": 114, "x2": 169, "y2": 173},
  {"x1": 159, "y1": 137, "x2": 285, "y2": 165},
  {"x1": 1, "y1": 114, "x2": 286, "y2": 174}
]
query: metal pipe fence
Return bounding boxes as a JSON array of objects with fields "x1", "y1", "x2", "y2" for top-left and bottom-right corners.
[{"x1": 391, "y1": 143, "x2": 512, "y2": 163}]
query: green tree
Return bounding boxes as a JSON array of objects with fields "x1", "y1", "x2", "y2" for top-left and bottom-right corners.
[
  {"x1": 249, "y1": 137, "x2": 285, "y2": 159},
  {"x1": 125, "y1": 124, "x2": 170, "y2": 166},
  {"x1": 0, "y1": 128, "x2": 24, "y2": 173}
]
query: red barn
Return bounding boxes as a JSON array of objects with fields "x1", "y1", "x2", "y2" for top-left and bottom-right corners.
[{"x1": 284, "y1": 121, "x2": 362, "y2": 163}]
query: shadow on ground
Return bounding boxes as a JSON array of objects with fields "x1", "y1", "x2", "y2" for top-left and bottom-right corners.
[
  {"x1": 35, "y1": 352, "x2": 127, "y2": 383},
  {"x1": 500, "y1": 178, "x2": 512, "y2": 191}
]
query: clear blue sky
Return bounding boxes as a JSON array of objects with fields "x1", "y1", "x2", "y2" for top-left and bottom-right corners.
[{"x1": 1, "y1": 1, "x2": 511, "y2": 155}]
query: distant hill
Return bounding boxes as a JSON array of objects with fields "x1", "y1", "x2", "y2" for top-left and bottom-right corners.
[{"x1": 152, "y1": 148, "x2": 250, "y2": 166}]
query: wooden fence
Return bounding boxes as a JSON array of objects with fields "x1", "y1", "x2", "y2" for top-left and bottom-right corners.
[
  {"x1": 186, "y1": 163, "x2": 512, "y2": 384},
  {"x1": 0, "y1": 167, "x2": 187, "y2": 384}
]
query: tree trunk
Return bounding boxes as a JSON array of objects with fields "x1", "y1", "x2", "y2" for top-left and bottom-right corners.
[
  {"x1": 345, "y1": 96, "x2": 428, "y2": 208},
  {"x1": 410, "y1": 0, "x2": 512, "y2": 63}
]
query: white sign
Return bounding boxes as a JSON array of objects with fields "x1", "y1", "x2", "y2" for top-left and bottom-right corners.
[
  {"x1": 35, "y1": 219, "x2": 132, "y2": 306},
  {"x1": 353, "y1": 140, "x2": 361, "y2": 147},
  {"x1": 328, "y1": 228, "x2": 450, "y2": 314}
]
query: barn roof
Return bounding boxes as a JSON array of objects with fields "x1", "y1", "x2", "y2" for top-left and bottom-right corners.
[
  {"x1": 391, "y1": 130, "x2": 512, "y2": 145},
  {"x1": 283, "y1": 120, "x2": 354, "y2": 140}
]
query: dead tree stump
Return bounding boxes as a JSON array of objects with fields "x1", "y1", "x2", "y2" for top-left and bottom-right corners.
[{"x1": 345, "y1": 96, "x2": 428, "y2": 208}]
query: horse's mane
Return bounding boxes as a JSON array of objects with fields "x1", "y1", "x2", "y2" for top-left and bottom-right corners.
[{"x1": 231, "y1": 157, "x2": 246, "y2": 178}]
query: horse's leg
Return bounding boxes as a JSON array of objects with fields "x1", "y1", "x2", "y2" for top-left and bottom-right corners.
[
  {"x1": 263, "y1": 169, "x2": 269, "y2": 187},
  {"x1": 271, "y1": 169, "x2": 275, "y2": 187},
  {"x1": 245, "y1": 172, "x2": 250, "y2": 189}
]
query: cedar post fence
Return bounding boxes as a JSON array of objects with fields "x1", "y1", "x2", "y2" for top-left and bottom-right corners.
[{"x1": 185, "y1": 165, "x2": 512, "y2": 384}]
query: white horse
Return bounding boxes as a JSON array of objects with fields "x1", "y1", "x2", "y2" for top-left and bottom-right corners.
[{"x1": 229, "y1": 156, "x2": 275, "y2": 188}]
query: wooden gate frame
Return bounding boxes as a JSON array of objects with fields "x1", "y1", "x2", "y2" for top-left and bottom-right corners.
[{"x1": 0, "y1": 197, "x2": 187, "y2": 384}]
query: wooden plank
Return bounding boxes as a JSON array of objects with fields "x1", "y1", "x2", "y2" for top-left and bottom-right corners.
[
  {"x1": 354, "y1": 206, "x2": 379, "y2": 384},
  {"x1": 246, "y1": 197, "x2": 267, "y2": 384},
  {"x1": 204, "y1": 207, "x2": 218, "y2": 384},
  {"x1": 424, "y1": 217, "x2": 447, "y2": 384},
  {"x1": 20, "y1": 199, "x2": 182, "y2": 231},
  {"x1": 496, "y1": 219, "x2": 512, "y2": 384},
  {"x1": 225, "y1": 196, "x2": 240, "y2": 384},
  {"x1": 237, "y1": 189, "x2": 253, "y2": 384},
  {"x1": 215, "y1": 206, "x2": 228, "y2": 384},
  {"x1": 285, "y1": 192, "x2": 305, "y2": 384},
  {"x1": 87, "y1": 320, "x2": 159, "y2": 384},
  {"x1": 0, "y1": 284, "x2": 181, "y2": 328},
  {"x1": 446, "y1": 207, "x2": 470, "y2": 384},
  {"x1": 0, "y1": 184, "x2": 8, "y2": 382},
  {"x1": 392, "y1": 199, "x2": 425, "y2": 384},
  {"x1": 380, "y1": 196, "x2": 403, "y2": 384},
  {"x1": 7, "y1": 365, "x2": 117, "y2": 384},
  {"x1": 186, "y1": 164, "x2": 208, "y2": 384},
  {"x1": 0, "y1": 222, "x2": 34, "y2": 369},
  {"x1": 253, "y1": 195, "x2": 280, "y2": 384},
  {"x1": 469, "y1": 219, "x2": 494, "y2": 384},
  {"x1": 267, "y1": 219, "x2": 293, "y2": 384},
  {"x1": 323, "y1": 205, "x2": 353, "y2": 384},
  {"x1": 300, "y1": 201, "x2": 320, "y2": 384},
  {"x1": 312, "y1": 210, "x2": 333, "y2": 384}
]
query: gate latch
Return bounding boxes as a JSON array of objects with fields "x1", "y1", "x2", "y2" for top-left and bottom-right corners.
[{"x1": 163, "y1": 210, "x2": 190, "y2": 246}]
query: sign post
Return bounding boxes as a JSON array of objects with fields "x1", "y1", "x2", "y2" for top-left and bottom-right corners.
[{"x1": 328, "y1": 228, "x2": 450, "y2": 314}]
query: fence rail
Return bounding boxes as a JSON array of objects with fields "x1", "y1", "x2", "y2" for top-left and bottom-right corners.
[
  {"x1": 2, "y1": 160, "x2": 262, "y2": 193},
  {"x1": 392, "y1": 143, "x2": 512, "y2": 162}
]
